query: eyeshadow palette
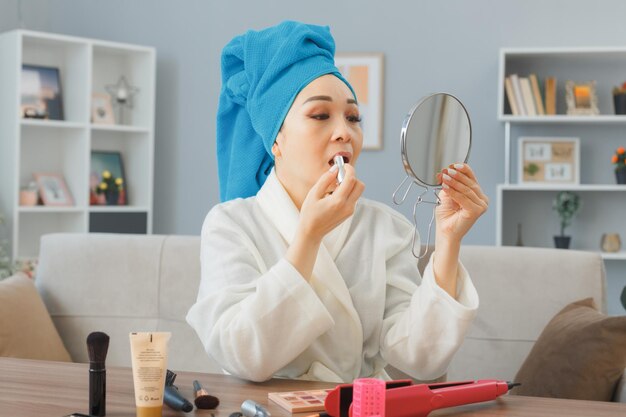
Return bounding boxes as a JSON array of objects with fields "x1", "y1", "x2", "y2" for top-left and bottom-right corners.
[{"x1": 268, "y1": 388, "x2": 333, "y2": 413}]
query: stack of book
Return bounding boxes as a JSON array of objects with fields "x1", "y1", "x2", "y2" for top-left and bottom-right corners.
[{"x1": 504, "y1": 74, "x2": 557, "y2": 116}]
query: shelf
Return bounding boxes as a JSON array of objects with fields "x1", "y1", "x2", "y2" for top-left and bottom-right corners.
[
  {"x1": 90, "y1": 124, "x2": 150, "y2": 133},
  {"x1": 601, "y1": 252, "x2": 626, "y2": 260},
  {"x1": 18, "y1": 206, "x2": 84, "y2": 213},
  {"x1": 88, "y1": 206, "x2": 149, "y2": 213},
  {"x1": 499, "y1": 184, "x2": 626, "y2": 192},
  {"x1": 0, "y1": 29, "x2": 155, "y2": 260},
  {"x1": 21, "y1": 119, "x2": 87, "y2": 129},
  {"x1": 500, "y1": 115, "x2": 626, "y2": 124}
]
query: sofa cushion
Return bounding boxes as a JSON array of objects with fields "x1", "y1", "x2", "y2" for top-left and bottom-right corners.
[
  {"x1": 0, "y1": 273, "x2": 71, "y2": 362},
  {"x1": 511, "y1": 298, "x2": 626, "y2": 401}
]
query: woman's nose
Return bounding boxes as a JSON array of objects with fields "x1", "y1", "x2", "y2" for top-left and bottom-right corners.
[{"x1": 332, "y1": 119, "x2": 351, "y2": 143}]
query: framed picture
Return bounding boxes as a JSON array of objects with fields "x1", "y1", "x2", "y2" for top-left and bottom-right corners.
[
  {"x1": 518, "y1": 137, "x2": 580, "y2": 185},
  {"x1": 335, "y1": 53, "x2": 384, "y2": 150},
  {"x1": 565, "y1": 80, "x2": 599, "y2": 116},
  {"x1": 20, "y1": 64, "x2": 64, "y2": 120},
  {"x1": 90, "y1": 151, "x2": 127, "y2": 205},
  {"x1": 33, "y1": 173, "x2": 74, "y2": 206},
  {"x1": 91, "y1": 93, "x2": 115, "y2": 125}
]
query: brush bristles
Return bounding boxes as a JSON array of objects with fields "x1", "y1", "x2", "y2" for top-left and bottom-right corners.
[
  {"x1": 86, "y1": 331, "x2": 110, "y2": 363},
  {"x1": 195, "y1": 394, "x2": 220, "y2": 410}
]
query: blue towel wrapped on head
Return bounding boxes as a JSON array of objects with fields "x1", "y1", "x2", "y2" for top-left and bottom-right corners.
[{"x1": 216, "y1": 20, "x2": 355, "y2": 202}]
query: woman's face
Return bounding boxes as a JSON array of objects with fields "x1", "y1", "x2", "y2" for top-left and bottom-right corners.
[{"x1": 272, "y1": 74, "x2": 363, "y2": 198}]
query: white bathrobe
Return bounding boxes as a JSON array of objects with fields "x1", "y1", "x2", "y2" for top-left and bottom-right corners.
[{"x1": 186, "y1": 170, "x2": 478, "y2": 382}]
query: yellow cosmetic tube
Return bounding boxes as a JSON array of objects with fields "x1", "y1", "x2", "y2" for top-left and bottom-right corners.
[{"x1": 129, "y1": 332, "x2": 171, "y2": 417}]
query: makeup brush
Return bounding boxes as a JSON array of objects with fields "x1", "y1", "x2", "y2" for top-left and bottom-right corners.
[
  {"x1": 164, "y1": 369, "x2": 194, "y2": 412},
  {"x1": 193, "y1": 379, "x2": 220, "y2": 409},
  {"x1": 86, "y1": 331, "x2": 110, "y2": 417}
]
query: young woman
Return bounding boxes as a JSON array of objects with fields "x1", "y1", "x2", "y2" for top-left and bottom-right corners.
[{"x1": 187, "y1": 21, "x2": 488, "y2": 383}]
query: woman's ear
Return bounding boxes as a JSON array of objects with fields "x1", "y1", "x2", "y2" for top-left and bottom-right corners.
[{"x1": 271, "y1": 137, "x2": 282, "y2": 158}]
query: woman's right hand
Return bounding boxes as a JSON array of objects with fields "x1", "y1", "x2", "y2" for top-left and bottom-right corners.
[
  {"x1": 286, "y1": 164, "x2": 364, "y2": 281},
  {"x1": 298, "y1": 163, "x2": 365, "y2": 242}
]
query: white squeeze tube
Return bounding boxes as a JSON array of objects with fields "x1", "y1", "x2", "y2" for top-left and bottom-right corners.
[{"x1": 129, "y1": 332, "x2": 172, "y2": 417}]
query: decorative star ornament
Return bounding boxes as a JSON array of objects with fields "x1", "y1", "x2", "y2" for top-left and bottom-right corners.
[
  {"x1": 106, "y1": 76, "x2": 139, "y2": 107},
  {"x1": 105, "y1": 76, "x2": 139, "y2": 124}
]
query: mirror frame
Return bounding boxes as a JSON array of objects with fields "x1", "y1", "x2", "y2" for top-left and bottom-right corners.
[{"x1": 399, "y1": 92, "x2": 472, "y2": 187}]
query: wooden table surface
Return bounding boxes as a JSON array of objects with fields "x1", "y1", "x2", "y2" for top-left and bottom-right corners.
[{"x1": 0, "y1": 358, "x2": 624, "y2": 417}]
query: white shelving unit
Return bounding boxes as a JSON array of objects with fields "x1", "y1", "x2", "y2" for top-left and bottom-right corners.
[
  {"x1": 496, "y1": 48, "x2": 626, "y2": 314},
  {"x1": 0, "y1": 30, "x2": 155, "y2": 260}
]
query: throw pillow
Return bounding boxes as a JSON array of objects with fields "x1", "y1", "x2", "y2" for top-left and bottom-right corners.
[
  {"x1": 511, "y1": 297, "x2": 626, "y2": 401},
  {"x1": 0, "y1": 273, "x2": 71, "y2": 361}
]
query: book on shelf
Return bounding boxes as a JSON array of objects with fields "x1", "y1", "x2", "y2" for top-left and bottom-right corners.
[
  {"x1": 504, "y1": 76, "x2": 520, "y2": 115},
  {"x1": 545, "y1": 76, "x2": 557, "y2": 115},
  {"x1": 529, "y1": 74, "x2": 545, "y2": 115},
  {"x1": 509, "y1": 74, "x2": 527, "y2": 115},
  {"x1": 519, "y1": 77, "x2": 537, "y2": 116}
]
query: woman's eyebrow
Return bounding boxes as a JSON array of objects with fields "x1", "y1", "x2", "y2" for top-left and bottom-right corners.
[
  {"x1": 302, "y1": 96, "x2": 359, "y2": 105},
  {"x1": 303, "y1": 95, "x2": 332, "y2": 104}
]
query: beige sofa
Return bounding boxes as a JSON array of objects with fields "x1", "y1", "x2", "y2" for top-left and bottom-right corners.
[{"x1": 32, "y1": 233, "x2": 624, "y2": 401}]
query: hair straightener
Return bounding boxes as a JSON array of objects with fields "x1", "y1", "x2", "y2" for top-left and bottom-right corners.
[{"x1": 324, "y1": 379, "x2": 520, "y2": 417}]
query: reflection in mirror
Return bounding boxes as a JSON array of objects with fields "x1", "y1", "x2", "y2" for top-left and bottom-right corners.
[
  {"x1": 401, "y1": 93, "x2": 471, "y2": 186},
  {"x1": 393, "y1": 93, "x2": 472, "y2": 258}
]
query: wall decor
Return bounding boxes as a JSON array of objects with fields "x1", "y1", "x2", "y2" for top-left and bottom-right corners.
[
  {"x1": 565, "y1": 80, "x2": 599, "y2": 116},
  {"x1": 34, "y1": 173, "x2": 74, "y2": 206},
  {"x1": 105, "y1": 76, "x2": 139, "y2": 125},
  {"x1": 20, "y1": 64, "x2": 64, "y2": 120},
  {"x1": 335, "y1": 53, "x2": 384, "y2": 150},
  {"x1": 90, "y1": 151, "x2": 127, "y2": 205},
  {"x1": 91, "y1": 92, "x2": 115, "y2": 124},
  {"x1": 518, "y1": 137, "x2": 580, "y2": 185}
]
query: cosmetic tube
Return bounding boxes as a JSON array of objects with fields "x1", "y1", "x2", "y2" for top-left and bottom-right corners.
[
  {"x1": 129, "y1": 332, "x2": 171, "y2": 417},
  {"x1": 333, "y1": 155, "x2": 346, "y2": 184}
]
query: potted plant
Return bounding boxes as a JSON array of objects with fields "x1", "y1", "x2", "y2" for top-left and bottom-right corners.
[
  {"x1": 612, "y1": 146, "x2": 626, "y2": 184},
  {"x1": 95, "y1": 170, "x2": 124, "y2": 205},
  {"x1": 552, "y1": 191, "x2": 580, "y2": 249},
  {"x1": 613, "y1": 82, "x2": 626, "y2": 114}
]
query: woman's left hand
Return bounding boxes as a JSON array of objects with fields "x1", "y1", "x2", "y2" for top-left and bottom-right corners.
[{"x1": 436, "y1": 163, "x2": 488, "y2": 242}]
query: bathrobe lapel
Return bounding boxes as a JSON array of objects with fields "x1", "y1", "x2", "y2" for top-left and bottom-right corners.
[{"x1": 257, "y1": 171, "x2": 364, "y2": 377}]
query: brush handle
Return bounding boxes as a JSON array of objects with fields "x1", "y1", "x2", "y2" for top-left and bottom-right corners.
[
  {"x1": 193, "y1": 380, "x2": 202, "y2": 392},
  {"x1": 89, "y1": 368, "x2": 106, "y2": 416}
]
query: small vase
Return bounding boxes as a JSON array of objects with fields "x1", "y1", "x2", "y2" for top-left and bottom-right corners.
[
  {"x1": 554, "y1": 235, "x2": 571, "y2": 249},
  {"x1": 616, "y1": 169, "x2": 626, "y2": 185},
  {"x1": 614, "y1": 93, "x2": 626, "y2": 115},
  {"x1": 601, "y1": 233, "x2": 621, "y2": 252},
  {"x1": 105, "y1": 190, "x2": 119, "y2": 205}
]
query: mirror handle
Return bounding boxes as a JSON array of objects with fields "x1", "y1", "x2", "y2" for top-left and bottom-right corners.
[
  {"x1": 411, "y1": 189, "x2": 441, "y2": 259},
  {"x1": 392, "y1": 175, "x2": 413, "y2": 205}
]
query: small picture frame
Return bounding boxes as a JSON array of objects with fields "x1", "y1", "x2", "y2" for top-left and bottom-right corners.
[
  {"x1": 565, "y1": 80, "x2": 599, "y2": 116},
  {"x1": 335, "y1": 53, "x2": 384, "y2": 150},
  {"x1": 518, "y1": 137, "x2": 580, "y2": 185},
  {"x1": 90, "y1": 151, "x2": 127, "y2": 205},
  {"x1": 91, "y1": 92, "x2": 115, "y2": 124},
  {"x1": 33, "y1": 173, "x2": 74, "y2": 206},
  {"x1": 20, "y1": 64, "x2": 64, "y2": 120}
]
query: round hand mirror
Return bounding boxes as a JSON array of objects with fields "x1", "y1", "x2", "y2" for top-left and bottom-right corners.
[
  {"x1": 393, "y1": 93, "x2": 472, "y2": 257},
  {"x1": 401, "y1": 93, "x2": 471, "y2": 186}
]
